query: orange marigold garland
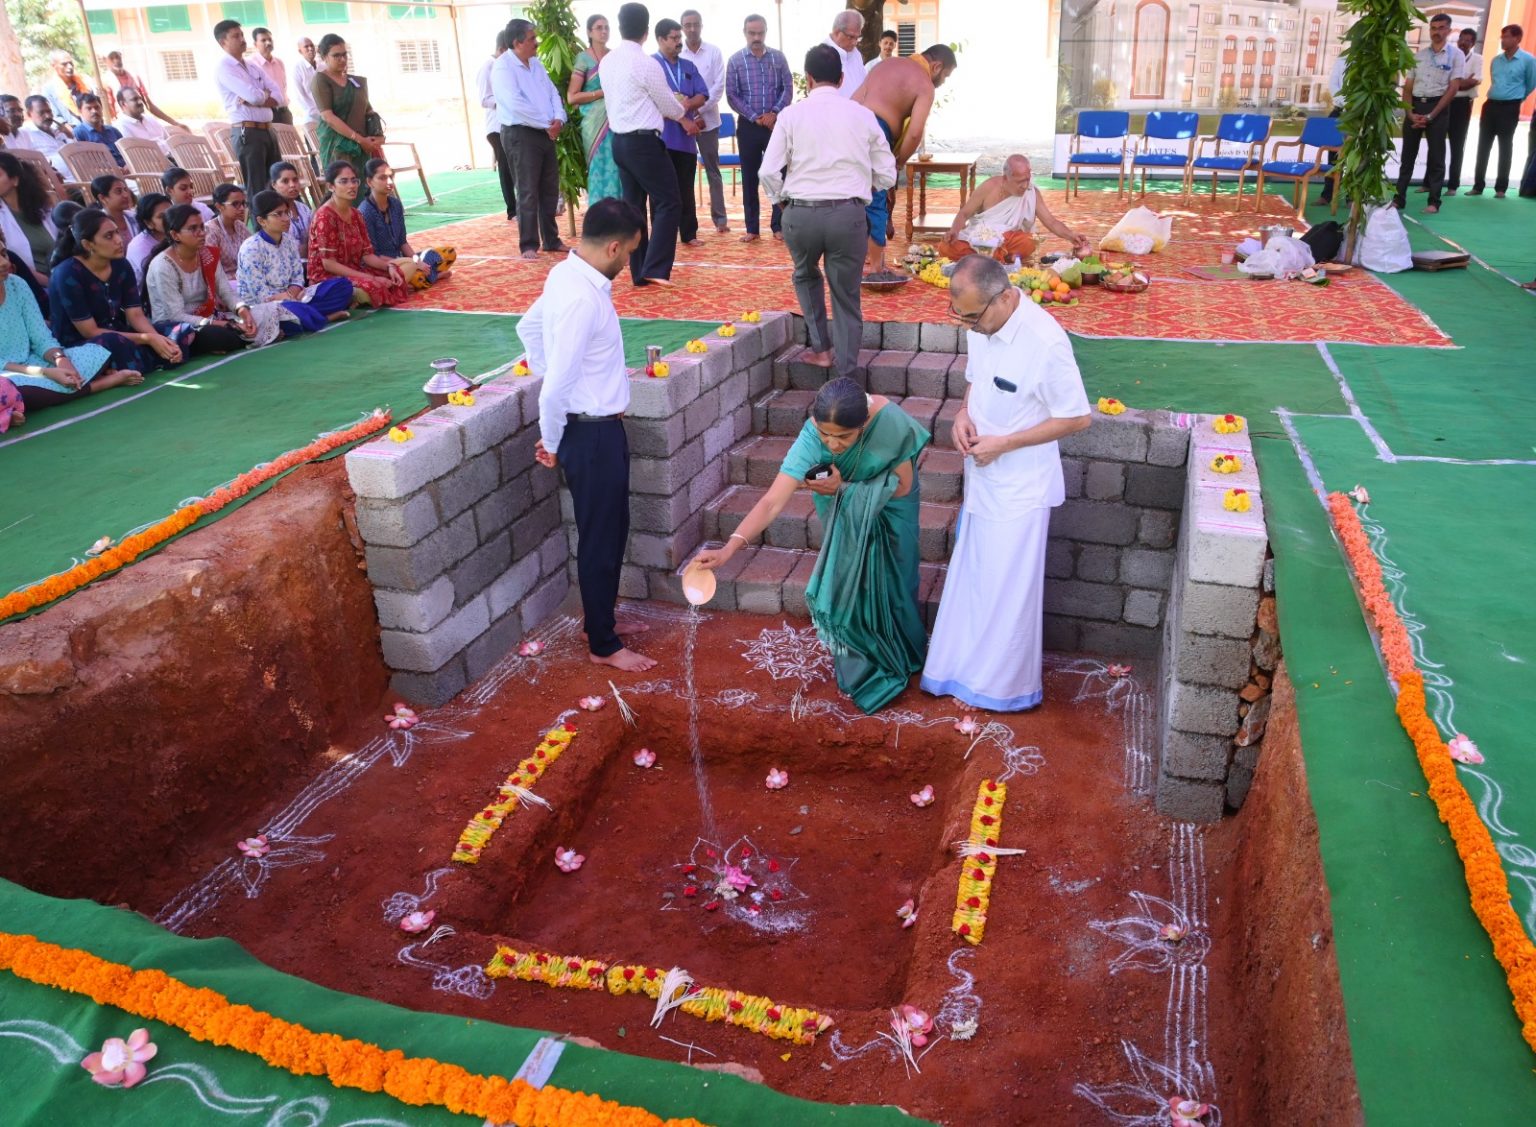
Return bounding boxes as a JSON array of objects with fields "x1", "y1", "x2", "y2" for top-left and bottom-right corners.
[
  {"x1": 1327, "y1": 492, "x2": 1536, "y2": 1053},
  {"x1": 0, "y1": 931, "x2": 708, "y2": 1127},
  {"x1": 452, "y1": 724, "x2": 576, "y2": 863},
  {"x1": 952, "y1": 779, "x2": 1007, "y2": 944},
  {"x1": 0, "y1": 412, "x2": 391, "y2": 622},
  {"x1": 487, "y1": 947, "x2": 833, "y2": 1045}
]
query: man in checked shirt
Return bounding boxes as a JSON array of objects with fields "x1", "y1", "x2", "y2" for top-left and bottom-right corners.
[{"x1": 726, "y1": 14, "x2": 793, "y2": 244}]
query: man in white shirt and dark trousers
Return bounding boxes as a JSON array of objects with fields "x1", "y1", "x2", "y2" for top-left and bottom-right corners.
[
  {"x1": 604, "y1": 3, "x2": 699, "y2": 287},
  {"x1": 760, "y1": 45, "x2": 895, "y2": 380},
  {"x1": 1393, "y1": 13, "x2": 1466, "y2": 214},
  {"x1": 824, "y1": 9, "x2": 868, "y2": 99},
  {"x1": 1445, "y1": 27, "x2": 1481, "y2": 194},
  {"x1": 681, "y1": 10, "x2": 729, "y2": 234},
  {"x1": 213, "y1": 20, "x2": 281, "y2": 196},
  {"x1": 520, "y1": 198, "x2": 657, "y2": 674},
  {"x1": 477, "y1": 30, "x2": 517, "y2": 221},
  {"x1": 493, "y1": 18, "x2": 569, "y2": 260},
  {"x1": 293, "y1": 38, "x2": 320, "y2": 126}
]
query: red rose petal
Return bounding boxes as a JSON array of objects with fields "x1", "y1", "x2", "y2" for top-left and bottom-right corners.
[
  {"x1": 972, "y1": 868, "x2": 986, "y2": 880},
  {"x1": 729, "y1": 999, "x2": 743, "y2": 1011},
  {"x1": 768, "y1": 860, "x2": 781, "y2": 872},
  {"x1": 966, "y1": 896, "x2": 981, "y2": 908},
  {"x1": 957, "y1": 923, "x2": 971, "y2": 936},
  {"x1": 623, "y1": 967, "x2": 636, "y2": 980}
]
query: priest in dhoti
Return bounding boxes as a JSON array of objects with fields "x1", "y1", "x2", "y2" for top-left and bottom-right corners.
[
  {"x1": 922, "y1": 255, "x2": 1091, "y2": 711},
  {"x1": 937, "y1": 154, "x2": 1093, "y2": 263}
]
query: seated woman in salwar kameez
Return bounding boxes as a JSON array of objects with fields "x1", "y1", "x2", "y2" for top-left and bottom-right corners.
[
  {"x1": 357, "y1": 158, "x2": 455, "y2": 290},
  {"x1": 693, "y1": 377, "x2": 930, "y2": 713},
  {"x1": 237, "y1": 189, "x2": 354, "y2": 333},
  {"x1": 144, "y1": 204, "x2": 274, "y2": 352},
  {"x1": 308, "y1": 160, "x2": 411, "y2": 309}
]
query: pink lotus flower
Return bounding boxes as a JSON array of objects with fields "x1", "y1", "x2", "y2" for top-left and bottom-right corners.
[
  {"x1": 765, "y1": 768, "x2": 789, "y2": 790},
  {"x1": 518, "y1": 640, "x2": 544, "y2": 657},
  {"x1": 721, "y1": 864, "x2": 755, "y2": 893},
  {"x1": 1348, "y1": 484, "x2": 1370, "y2": 505},
  {"x1": 81, "y1": 1028, "x2": 157, "y2": 1088},
  {"x1": 896, "y1": 899, "x2": 919, "y2": 928},
  {"x1": 237, "y1": 835, "x2": 270, "y2": 858},
  {"x1": 399, "y1": 909, "x2": 435, "y2": 933},
  {"x1": 910, "y1": 784, "x2": 935, "y2": 808},
  {"x1": 633, "y1": 748, "x2": 656, "y2": 768},
  {"x1": 893, "y1": 1004, "x2": 933, "y2": 1046},
  {"x1": 578, "y1": 695, "x2": 606, "y2": 712},
  {"x1": 554, "y1": 847, "x2": 585, "y2": 873},
  {"x1": 1159, "y1": 923, "x2": 1186, "y2": 943},
  {"x1": 1448, "y1": 733, "x2": 1483, "y2": 764},
  {"x1": 386, "y1": 703, "x2": 418, "y2": 730},
  {"x1": 1169, "y1": 1097, "x2": 1211, "y2": 1126},
  {"x1": 954, "y1": 716, "x2": 981, "y2": 736},
  {"x1": 1108, "y1": 663, "x2": 1133, "y2": 678}
]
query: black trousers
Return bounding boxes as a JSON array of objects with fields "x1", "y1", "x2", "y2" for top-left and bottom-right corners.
[
  {"x1": 561, "y1": 417, "x2": 629, "y2": 657},
  {"x1": 1446, "y1": 96, "x2": 1474, "y2": 189},
  {"x1": 667, "y1": 148, "x2": 699, "y2": 244},
  {"x1": 736, "y1": 118, "x2": 781, "y2": 235},
  {"x1": 486, "y1": 130, "x2": 517, "y2": 218},
  {"x1": 1473, "y1": 99, "x2": 1523, "y2": 194},
  {"x1": 1394, "y1": 98, "x2": 1450, "y2": 207},
  {"x1": 611, "y1": 130, "x2": 680, "y2": 283},
  {"x1": 232, "y1": 124, "x2": 279, "y2": 195},
  {"x1": 504, "y1": 124, "x2": 560, "y2": 252},
  {"x1": 1319, "y1": 105, "x2": 1342, "y2": 203},
  {"x1": 188, "y1": 322, "x2": 250, "y2": 355}
]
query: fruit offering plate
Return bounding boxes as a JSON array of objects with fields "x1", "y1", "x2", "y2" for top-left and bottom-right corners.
[{"x1": 1101, "y1": 271, "x2": 1150, "y2": 294}]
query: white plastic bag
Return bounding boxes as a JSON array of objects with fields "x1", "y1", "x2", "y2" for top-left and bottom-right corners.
[
  {"x1": 1351, "y1": 205, "x2": 1413, "y2": 273},
  {"x1": 1099, "y1": 205, "x2": 1174, "y2": 254},
  {"x1": 1239, "y1": 235, "x2": 1315, "y2": 278}
]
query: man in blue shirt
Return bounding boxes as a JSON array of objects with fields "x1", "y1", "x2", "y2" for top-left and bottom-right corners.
[
  {"x1": 726, "y1": 13, "x2": 792, "y2": 241},
  {"x1": 1472, "y1": 25, "x2": 1536, "y2": 196},
  {"x1": 72, "y1": 94, "x2": 126, "y2": 167},
  {"x1": 492, "y1": 17, "x2": 569, "y2": 259},
  {"x1": 654, "y1": 18, "x2": 708, "y2": 247}
]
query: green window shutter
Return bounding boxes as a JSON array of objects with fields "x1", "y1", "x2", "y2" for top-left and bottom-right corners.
[
  {"x1": 146, "y1": 6, "x2": 193, "y2": 34},
  {"x1": 300, "y1": 1, "x2": 350, "y2": 23},
  {"x1": 220, "y1": 2, "x2": 268, "y2": 25},
  {"x1": 86, "y1": 11, "x2": 118, "y2": 35},
  {"x1": 389, "y1": 5, "x2": 438, "y2": 20}
]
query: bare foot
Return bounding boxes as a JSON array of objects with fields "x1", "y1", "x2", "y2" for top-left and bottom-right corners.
[
  {"x1": 685, "y1": 239, "x2": 705, "y2": 247},
  {"x1": 739, "y1": 233, "x2": 760, "y2": 243},
  {"x1": 326, "y1": 310, "x2": 351, "y2": 322},
  {"x1": 520, "y1": 249, "x2": 540, "y2": 261},
  {"x1": 802, "y1": 348, "x2": 834, "y2": 368},
  {"x1": 583, "y1": 620, "x2": 651, "y2": 640},
  {"x1": 92, "y1": 368, "x2": 145, "y2": 392},
  {"x1": 771, "y1": 232, "x2": 783, "y2": 241},
  {"x1": 642, "y1": 276, "x2": 675, "y2": 288},
  {"x1": 589, "y1": 647, "x2": 657, "y2": 672},
  {"x1": 715, "y1": 225, "x2": 731, "y2": 234}
]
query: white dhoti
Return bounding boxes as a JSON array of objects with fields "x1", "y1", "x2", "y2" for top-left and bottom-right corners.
[{"x1": 921, "y1": 505, "x2": 1051, "y2": 710}]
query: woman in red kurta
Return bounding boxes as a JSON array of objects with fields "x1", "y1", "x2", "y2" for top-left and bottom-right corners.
[{"x1": 307, "y1": 159, "x2": 410, "y2": 308}]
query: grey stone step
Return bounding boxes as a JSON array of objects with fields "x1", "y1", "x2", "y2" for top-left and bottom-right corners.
[
  {"x1": 702, "y1": 484, "x2": 960, "y2": 562},
  {"x1": 753, "y1": 389, "x2": 964, "y2": 448},
  {"x1": 727, "y1": 435, "x2": 965, "y2": 504},
  {"x1": 771, "y1": 344, "x2": 971, "y2": 400}
]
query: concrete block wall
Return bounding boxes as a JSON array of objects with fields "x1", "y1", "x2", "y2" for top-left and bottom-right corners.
[{"x1": 1154, "y1": 417, "x2": 1273, "y2": 823}]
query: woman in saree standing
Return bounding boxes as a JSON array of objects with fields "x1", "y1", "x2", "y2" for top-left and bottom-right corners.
[
  {"x1": 312, "y1": 34, "x2": 382, "y2": 171},
  {"x1": 567, "y1": 14, "x2": 622, "y2": 203},
  {"x1": 692, "y1": 378, "x2": 930, "y2": 713}
]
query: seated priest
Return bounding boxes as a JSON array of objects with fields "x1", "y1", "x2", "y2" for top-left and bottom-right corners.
[{"x1": 937, "y1": 154, "x2": 1092, "y2": 263}]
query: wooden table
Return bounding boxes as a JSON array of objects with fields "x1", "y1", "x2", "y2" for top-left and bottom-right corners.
[{"x1": 904, "y1": 153, "x2": 980, "y2": 240}]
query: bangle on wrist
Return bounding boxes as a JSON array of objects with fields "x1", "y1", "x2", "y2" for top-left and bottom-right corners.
[{"x1": 729, "y1": 532, "x2": 748, "y2": 547}]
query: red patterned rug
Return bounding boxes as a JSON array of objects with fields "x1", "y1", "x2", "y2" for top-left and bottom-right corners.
[{"x1": 407, "y1": 188, "x2": 1450, "y2": 348}]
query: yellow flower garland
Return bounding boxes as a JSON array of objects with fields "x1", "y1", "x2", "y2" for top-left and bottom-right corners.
[
  {"x1": 452, "y1": 725, "x2": 576, "y2": 863},
  {"x1": 0, "y1": 932, "x2": 707, "y2": 1127},
  {"x1": 487, "y1": 948, "x2": 833, "y2": 1045},
  {"x1": 952, "y1": 779, "x2": 1007, "y2": 944},
  {"x1": 1212, "y1": 413, "x2": 1245, "y2": 434}
]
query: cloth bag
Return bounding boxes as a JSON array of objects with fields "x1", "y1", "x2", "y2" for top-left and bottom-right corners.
[
  {"x1": 1350, "y1": 205, "x2": 1413, "y2": 273},
  {"x1": 1098, "y1": 206, "x2": 1174, "y2": 254}
]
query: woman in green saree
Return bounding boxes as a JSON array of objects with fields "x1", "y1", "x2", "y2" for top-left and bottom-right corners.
[
  {"x1": 566, "y1": 14, "x2": 622, "y2": 203},
  {"x1": 312, "y1": 34, "x2": 383, "y2": 172},
  {"x1": 693, "y1": 378, "x2": 930, "y2": 713}
]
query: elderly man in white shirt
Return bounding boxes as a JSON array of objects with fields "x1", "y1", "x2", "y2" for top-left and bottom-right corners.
[
  {"x1": 212, "y1": 19, "x2": 282, "y2": 195},
  {"x1": 760, "y1": 44, "x2": 895, "y2": 379},
  {"x1": 17, "y1": 96, "x2": 73, "y2": 176},
  {"x1": 681, "y1": 9, "x2": 729, "y2": 234},
  {"x1": 520, "y1": 198, "x2": 657, "y2": 674},
  {"x1": 922, "y1": 255, "x2": 1091, "y2": 712},
  {"x1": 825, "y1": 9, "x2": 868, "y2": 99},
  {"x1": 116, "y1": 86, "x2": 172, "y2": 151},
  {"x1": 604, "y1": 2, "x2": 700, "y2": 287},
  {"x1": 292, "y1": 38, "x2": 320, "y2": 125},
  {"x1": 477, "y1": 30, "x2": 518, "y2": 221},
  {"x1": 494, "y1": 17, "x2": 569, "y2": 258}
]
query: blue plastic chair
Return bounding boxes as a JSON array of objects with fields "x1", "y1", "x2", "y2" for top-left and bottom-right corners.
[
  {"x1": 697, "y1": 111, "x2": 743, "y2": 207},
  {"x1": 1129, "y1": 111, "x2": 1200, "y2": 198},
  {"x1": 1067, "y1": 110, "x2": 1129, "y2": 198},
  {"x1": 1256, "y1": 116, "x2": 1344, "y2": 217},
  {"x1": 1184, "y1": 113, "x2": 1272, "y2": 209}
]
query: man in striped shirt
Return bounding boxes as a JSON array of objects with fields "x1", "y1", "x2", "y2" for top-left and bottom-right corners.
[{"x1": 725, "y1": 13, "x2": 792, "y2": 242}]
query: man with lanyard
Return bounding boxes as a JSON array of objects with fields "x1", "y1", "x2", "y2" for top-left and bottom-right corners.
[
  {"x1": 212, "y1": 20, "x2": 282, "y2": 196},
  {"x1": 726, "y1": 13, "x2": 793, "y2": 243},
  {"x1": 520, "y1": 198, "x2": 657, "y2": 674},
  {"x1": 1392, "y1": 13, "x2": 1466, "y2": 215},
  {"x1": 759, "y1": 44, "x2": 894, "y2": 379},
  {"x1": 654, "y1": 19, "x2": 708, "y2": 249},
  {"x1": 680, "y1": 10, "x2": 730, "y2": 234},
  {"x1": 603, "y1": 3, "x2": 699, "y2": 287},
  {"x1": 1472, "y1": 25, "x2": 1536, "y2": 198}
]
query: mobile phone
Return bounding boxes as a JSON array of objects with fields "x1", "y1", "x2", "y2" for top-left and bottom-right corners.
[
  {"x1": 805, "y1": 462, "x2": 834, "y2": 481},
  {"x1": 992, "y1": 376, "x2": 1018, "y2": 394}
]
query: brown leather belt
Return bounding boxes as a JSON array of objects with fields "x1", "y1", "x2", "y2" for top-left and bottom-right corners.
[{"x1": 233, "y1": 121, "x2": 271, "y2": 130}]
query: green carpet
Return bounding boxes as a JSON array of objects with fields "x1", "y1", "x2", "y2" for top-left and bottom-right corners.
[
  {"x1": 0, "y1": 310, "x2": 716, "y2": 615},
  {"x1": 0, "y1": 878, "x2": 924, "y2": 1126}
]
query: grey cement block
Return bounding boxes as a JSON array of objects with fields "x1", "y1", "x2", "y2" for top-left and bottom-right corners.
[
  {"x1": 451, "y1": 384, "x2": 522, "y2": 457},
  {"x1": 363, "y1": 510, "x2": 477, "y2": 591},
  {"x1": 557, "y1": 486, "x2": 574, "y2": 523},
  {"x1": 530, "y1": 462, "x2": 558, "y2": 501},
  {"x1": 1168, "y1": 680, "x2": 1240, "y2": 737},
  {"x1": 1076, "y1": 544, "x2": 1121, "y2": 584},
  {"x1": 345, "y1": 419, "x2": 463, "y2": 499},
  {"x1": 869, "y1": 351, "x2": 916, "y2": 396},
  {"x1": 497, "y1": 423, "x2": 540, "y2": 482},
  {"x1": 475, "y1": 473, "x2": 532, "y2": 541},
  {"x1": 627, "y1": 363, "x2": 701, "y2": 418},
  {"x1": 627, "y1": 513, "x2": 705, "y2": 570},
  {"x1": 1045, "y1": 540, "x2": 1075, "y2": 580},
  {"x1": 703, "y1": 415, "x2": 737, "y2": 465},
  {"x1": 748, "y1": 358, "x2": 773, "y2": 397},
  {"x1": 919, "y1": 321, "x2": 959, "y2": 352},
  {"x1": 630, "y1": 438, "x2": 704, "y2": 495},
  {"x1": 860, "y1": 319, "x2": 882, "y2": 348},
  {"x1": 488, "y1": 553, "x2": 542, "y2": 619},
  {"x1": 946, "y1": 354, "x2": 969, "y2": 399},
  {"x1": 1051, "y1": 500, "x2": 1140, "y2": 546},
  {"x1": 1124, "y1": 464, "x2": 1186, "y2": 510},
  {"x1": 698, "y1": 345, "x2": 733, "y2": 391},
  {"x1": 1182, "y1": 580, "x2": 1261, "y2": 639},
  {"x1": 373, "y1": 574, "x2": 455, "y2": 633},
  {"x1": 390, "y1": 655, "x2": 468, "y2": 708},
  {"x1": 538, "y1": 529, "x2": 567, "y2": 577},
  {"x1": 883, "y1": 321, "x2": 920, "y2": 350},
  {"x1": 1078, "y1": 620, "x2": 1161, "y2": 657},
  {"x1": 1138, "y1": 510, "x2": 1178, "y2": 549},
  {"x1": 619, "y1": 564, "x2": 649, "y2": 600},
  {"x1": 1163, "y1": 729, "x2": 1233, "y2": 781},
  {"x1": 433, "y1": 450, "x2": 501, "y2": 521},
  {"x1": 628, "y1": 490, "x2": 692, "y2": 535},
  {"x1": 1147, "y1": 422, "x2": 1191, "y2": 467},
  {"x1": 720, "y1": 368, "x2": 749, "y2": 411},
  {"x1": 1155, "y1": 774, "x2": 1226, "y2": 823},
  {"x1": 1085, "y1": 461, "x2": 1126, "y2": 501},
  {"x1": 514, "y1": 375, "x2": 543, "y2": 423},
  {"x1": 464, "y1": 609, "x2": 525, "y2": 683},
  {"x1": 380, "y1": 594, "x2": 490, "y2": 673},
  {"x1": 354, "y1": 490, "x2": 440, "y2": 549},
  {"x1": 1121, "y1": 548, "x2": 1175, "y2": 590},
  {"x1": 1045, "y1": 578, "x2": 1124, "y2": 622},
  {"x1": 731, "y1": 402, "x2": 752, "y2": 441},
  {"x1": 730, "y1": 321, "x2": 768, "y2": 364},
  {"x1": 1062, "y1": 457, "x2": 1086, "y2": 499},
  {"x1": 519, "y1": 570, "x2": 570, "y2": 634},
  {"x1": 448, "y1": 531, "x2": 512, "y2": 606},
  {"x1": 907, "y1": 353, "x2": 953, "y2": 399},
  {"x1": 1059, "y1": 416, "x2": 1149, "y2": 463},
  {"x1": 684, "y1": 388, "x2": 722, "y2": 442},
  {"x1": 759, "y1": 311, "x2": 792, "y2": 352},
  {"x1": 791, "y1": 316, "x2": 807, "y2": 344},
  {"x1": 1175, "y1": 634, "x2": 1252, "y2": 690},
  {"x1": 626, "y1": 413, "x2": 687, "y2": 459},
  {"x1": 688, "y1": 458, "x2": 729, "y2": 516},
  {"x1": 1123, "y1": 588, "x2": 1164, "y2": 627},
  {"x1": 511, "y1": 495, "x2": 560, "y2": 558}
]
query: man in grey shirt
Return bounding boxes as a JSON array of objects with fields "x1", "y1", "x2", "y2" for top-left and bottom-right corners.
[{"x1": 1392, "y1": 13, "x2": 1467, "y2": 214}]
